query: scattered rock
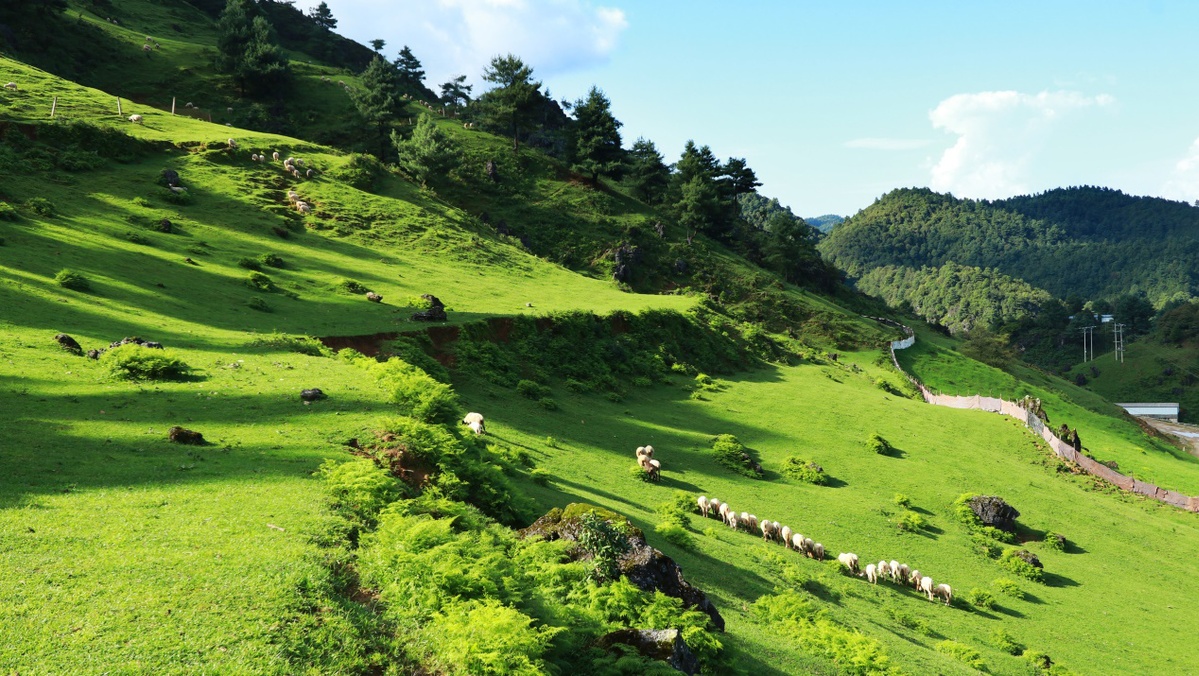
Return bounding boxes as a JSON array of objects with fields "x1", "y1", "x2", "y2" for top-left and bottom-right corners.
[
  {"x1": 597, "y1": 628, "x2": 698, "y2": 675},
  {"x1": 1012, "y1": 549, "x2": 1043, "y2": 569},
  {"x1": 109, "y1": 336, "x2": 163, "y2": 350},
  {"x1": 160, "y1": 168, "x2": 180, "y2": 187},
  {"x1": 1049, "y1": 533, "x2": 1066, "y2": 550},
  {"x1": 485, "y1": 159, "x2": 498, "y2": 182},
  {"x1": 411, "y1": 294, "x2": 447, "y2": 322},
  {"x1": 365, "y1": 292, "x2": 383, "y2": 303},
  {"x1": 969, "y1": 495, "x2": 1020, "y2": 533},
  {"x1": 300, "y1": 388, "x2": 327, "y2": 402},
  {"x1": 54, "y1": 333, "x2": 82, "y2": 355},
  {"x1": 168, "y1": 426, "x2": 205, "y2": 445},
  {"x1": 86, "y1": 349, "x2": 103, "y2": 359},
  {"x1": 654, "y1": 221, "x2": 665, "y2": 238},
  {"x1": 521, "y1": 504, "x2": 724, "y2": 631}
]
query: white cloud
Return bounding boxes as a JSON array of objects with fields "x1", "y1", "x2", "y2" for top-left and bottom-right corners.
[
  {"x1": 928, "y1": 90, "x2": 1114, "y2": 199},
  {"x1": 844, "y1": 137, "x2": 932, "y2": 151},
  {"x1": 314, "y1": 0, "x2": 627, "y2": 86},
  {"x1": 1162, "y1": 137, "x2": 1199, "y2": 203}
]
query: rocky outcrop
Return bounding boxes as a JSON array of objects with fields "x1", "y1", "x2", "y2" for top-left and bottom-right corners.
[
  {"x1": 969, "y1": 495, "x2": 1020, "y2": 533},
  {"x1": 411, "y1": 294, "x2": 447, "y2": 322},
  {"x1": 54, "y1": 333, "x2": 82, "y2": 355},
  {"x1": 109, "y1": 336, "x2": 163, "y2": 350},
  {"x1": 1012, "y1": 549, "x2": 1043, "y2": 569},
  {"x1": 168, "y1": 426, "x2": 204, "y2": 445},
  {"x1": 520, "y1": 503, "x2": 724, "y2": 631},
  {"x1": 597, "y1": 628, "x2": 698, "y2": 675},
  {"x1": 300, "y1": 388, "x2": 327, "y2": 402}
]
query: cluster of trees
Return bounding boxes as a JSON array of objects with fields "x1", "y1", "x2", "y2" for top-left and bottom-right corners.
[{"x1": 215, "y1": 0, "x2": 291, "y2": 98}]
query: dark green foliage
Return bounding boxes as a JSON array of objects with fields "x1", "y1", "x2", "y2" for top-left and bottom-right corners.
[
  {"x1": 865, "y1": 432, "x2": 893, "y2": 455},
  {"x1": 753, "y1": 590, "x2": 898, "y2": 674},
  {"x1": 307, "y1": 1, "x2": 336, "y2": 30},
  {"x1": 246, "y1": 297, "x2": 271, "y2": 312},
  {"x1": 1156, "y1": 300, "x2": 1199, "y2": 345},
  {"x1": 161, "y1": 188, "x2": 192, "y2": 205},
  {"x1": 897, "y1": 511, "x2": 927, "y2": 532},
  {"x1": 352, "y1": 56, "x2": 404, "y2": 158},
  {"x1": 325, "y1": 154, "x2": 385, "y2": 191},
  {"x1": 477, "y1": 54, "x2": 544, "y2": 153},
  {"x1": 653, "y1": 522, "x2": 694, "y2": 549},
  {"x1": 571, "y1": 86, "x2": 623, "y2": 181},
  {"x1": 710, "y1": 434, "x2": 763, "y2": 478},
  {"x1": 780, "y1": 456, "x2": 828, "y2": 485},
  {"x1": 992, "y1": 627, "x2": 1023, "y2": 655},
  {"x1": 1043, "y1": 531, "x2": 1066, "y2": 552},
  {"x1": 100, "y1": 344, "x2": 190, "y2": 381},
  {"x1": 54, "y1": 268, "x2": 89, "y2": 291},
  {"x1": 893, "y1": 493, "x2": 911, "y2": 508},
  {"x1": 363, "y1": 357, "x2": 459, "y2": 425},
  {"x1": 992, "y1": 578, "x2": 1026, "y2": 600},
  {"x1": 439, "y1": 74, "x2": 473, "y2": 111},
  {"x1": 529, "y1": 468, "x2": 551, "y2": 486},
  {"x1": 626, "y1": 138, "x2": 669, "y2": 204},
  {"x1": 967, "y1": 587, "x2": 997, "y2": 610},
  {"x1": 0, "y1": 202, "x2": 17, "y2": 220},
  {"x1": 1000, "y1": 549, "x2": 1045, "y2": 583},
  {"x1": 516, "y1": 379, "x2": 551, "y2": 399},
  {"x1": 216, "y1": 0, "x2": 291, "y2": 98},
  {"x1": 336, "y1": 278, "x2": 369, "y2": 294},
  {"x1": 245, "y1": 333, "x2": 330, "y2": 356},
  {"x1": 379, "y1": 335, "x2": 450, "y2": 383},
  {"x1": 578, "y1": 510, "x2": 631, "y2": 583},
  {"x1": 320, "y1": 457, "x2": 401, "y2": 530},
  {"x1": 237, "y1": 257, "x2": 262, "y2": 270},
  {"x1": 393, "y1": 114, "x2": 460, "y2": 187},
  {"x1": 393, "y1": 46, "x2": 429, "y2": 98},
  {"x1": 537, "y1": 397, "x2": 559, "y2": 411},
  {"x1": 258, "y1": 252, "x2": 285, "y2": 268},
  {"x1": 26, "y1": 197, "x2": 55, "y2": 217},
  {"x1": 124, "y1": 231, "x2": 149, "y2": 245},
  {"x1": 245, "y1": 271, "x2": 276, "y2": 292},
  {"x1": 934, "y1": 640, "x2": 986, "y2": 671}
]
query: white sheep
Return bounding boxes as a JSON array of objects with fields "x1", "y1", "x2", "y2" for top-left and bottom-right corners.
[
  {"x1": 251, "y1": 153, "x2": 259, "y2": 161},
  {"x1": 802, "y1": 537, "x2": 815, "y2": 557},
  {"x1": 935, "y1": 583, "x2": 952, "y2": 606},
  {"x1": 287, "y1": 190, "x2": 299, "y2": 203},
  {"x1": 3, "y1": 82, "x2": 17, "y2": 91},
  {"x1": 718, "y1": 502, "x2": 731, "y2": 523},
  {"x1": 865, "y1": 563, "x2": 878, "y2": 584},
  {"x1": 877, "y1": 560, "x2": 889, "y2": 582},
  {"x1": 697, "y1": 496, "x2": 710, "y2": 518},
  {"x1": 643, "y1": 445, "x2": 654, "y2": 458},
  {"x1": 897, "y1": 563, "x2": 910, "y2": 584},
  {"x1": 635, "y1": 446, "x2": 647, "y2": 460},
  {"x1": 812, "y1": 543, "x2": 824, "y2": 560},
  {"x1": 142, "y1": 44, "x2": 152, "y2": 52},
  {"x1": 708, "y1": 499, "x2": 721, "y2": 518},
  {"x1": 780, "y1": 526, "x2": 793, "y2": 549},
  {"x1": 305, "y1": 169, "x2": 314, "y2": 178},
  {"x1": 128, "y1": 114, "x2": 143, "y2": 124},
  {"x1": 760, "y1": 520, "x2": 776, "y2": 542},
  {"x1": 272, "y1": 151, "x2": 280, "y2": 161},
  {"x1": 647, "y1": 458, "x2": 661, "y2": 481},
  {"x1": 168, "y1": 186, "x2": 187, "y2": 193},
  {"x1": 185, "y1": 102, "x2": 194, "y2": 108},
  {"x1": 462, "y1": 412, "x2": 486, "y2": 435},
  {"x1": 746, "y1": 514, "x2": 758, "y2": 531},
  {"x1": 920, "y1": 576, "x2": 936, "y2": 602},
  {"x1": 296, "y1": 201, "x2": 311, "y2": 214},
  {"x1": 838, "y1": 552, "x2": 860, "y2": 575},
  {"x1": 889, "y1": 560, "x2": 901, "y2": 582},
  {"x1": 727, "y1": 512, "x2": 739, "y2": 530},
  {"x1": 740, "y1": 512, "x2": 751, "y2": 530},
  {"x1": 791, "y1": 533, "x2": 805, "y2": 552},
  {"x1": 910, "y1": 571, "x2": 922, "y2": 590}
]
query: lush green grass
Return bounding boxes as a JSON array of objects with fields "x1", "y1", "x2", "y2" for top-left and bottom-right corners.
[
  {"x1": 1066, "y1": 338, "x2": 1199, "y2": 424},
  {"x1": 898, "y1": 325, "x2": 1199, "y2": 495}
]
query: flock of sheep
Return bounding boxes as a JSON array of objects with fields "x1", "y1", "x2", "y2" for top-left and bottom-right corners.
[
  {"x1": 636, "y1": 446, "x2": 661, "y2": 481},
  {"x1": 698, "y1": 497, "x2": 952, "y2": 606}
]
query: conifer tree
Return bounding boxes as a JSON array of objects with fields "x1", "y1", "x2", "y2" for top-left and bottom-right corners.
[
  {"x1": 627, "y1": 138, "x2": 669, "y2": 204},
  {"x1": 439, "y1": 75, "x2": 473, "y2": 110},
  {"x1": 394, "y1": 46, "x2": 426, "y2": 95},
  {"x1": 308, "y1": 1, "x2": 336, "y2": 30},
  {"x1": 352, "y1": 56, "x2": 403, "y2": 158},
  {"x1": 571, "y1": 86, "x2": 623, "y2": 182},
  {"x1": 215, "y1": 0, "x2": 289, "y2": 98},
  {"x1": 477, "y1": 54, "x2": 543, "y2": 152},
  {"x1": 393, "y1": 114, "x2": 461, "y2": 188}
]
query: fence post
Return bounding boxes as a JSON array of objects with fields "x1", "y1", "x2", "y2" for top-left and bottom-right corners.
[
  {"x1": 116, "y1": 97, "x2": 122, "y2": 116},
  {"x1": 171, "y1": 97, "x2": 176, "y2": 115},
  {"x1": 50, "y1": 96, "x2": 57, "y2": 118}
]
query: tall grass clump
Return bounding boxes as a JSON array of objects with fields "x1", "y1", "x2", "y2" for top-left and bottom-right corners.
[
  {"x1": 711, "y1": 434, "x2": 764, "y2": 478},
  {"x1": 780, "y1": 456, "x2": 829, "y2": 485},
  {"x1": 54, "y1": 268, "x2": 90, "y2": 291},
  {"x1": 100, "y1": 344, "x2": 190, "y2": 381},
  {"x1": 934, "y1": 640, "x2": 986, "y2": 671}
]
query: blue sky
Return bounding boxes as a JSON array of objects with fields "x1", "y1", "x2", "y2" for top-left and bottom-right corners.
[{"x1": 303, "y1": 0, "x2": 1199, "y2": 217}]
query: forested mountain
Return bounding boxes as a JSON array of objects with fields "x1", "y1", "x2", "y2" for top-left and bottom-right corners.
[
  {"x1": 805, "y1": 214, "x2": 843, "y2": 233},
  {"x1": 820, "y1": 187, "x2": 1199, "y2": 308}
]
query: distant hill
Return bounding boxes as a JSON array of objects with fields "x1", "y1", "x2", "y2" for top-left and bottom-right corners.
[
  {"x1": 819, "y1": 186, "x2": 1199, "y2": 307},
  {"x1": 805, "y1": 214, "x2": 844, "y2": 233}
]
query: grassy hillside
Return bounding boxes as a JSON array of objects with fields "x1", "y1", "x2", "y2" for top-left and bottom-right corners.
[
  {"x1": 1067, "y1": 339, "x2": 1199, "y2": 424},
  {"x1": 7, "y1": 16, "x2": 1199, "y2": 675}
]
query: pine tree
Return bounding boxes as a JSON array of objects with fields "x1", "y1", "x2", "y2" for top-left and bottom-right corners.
[
  {"x1": 394, "y1": 46, "x2": 425, "y2": 95},
  {"x1": 627, "y1": 138, "x2": 669, "y2": 204},
  {"x1": 570, "y1": 86, "x2": 623, "y2": 182},
  {"x1": 439, "y1": 75, "x2": 473, "y2": 110},
  {"x1": 216, "y1": 0, "x2": 290, "y2": 98},
  {"x1": 393, "y1": 114, "x2": 461, "y2": 188},
  {"x1": 352, "y1": 56, "x2": 403, "y2": 158},
  {"x1": 370, "y1": 39, "x2": 385, "y2": 52},
  {"x1": 215, "y1": 0, "x2": 256, "y2": 76},
  {"x1": 308, "y1": 1, "x2": 336, "y2": 30},
  {"x1": 477, "y1": 54, "x2": 543, "y2": 152},
  {"x1": 720, "y1": 157, "x2": 761, "y2": 202},
  {"x1": 677, "y1": 176, "x2": 723, "y2": 241}
]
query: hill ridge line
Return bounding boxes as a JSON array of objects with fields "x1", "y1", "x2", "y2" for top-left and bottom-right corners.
[{"x1": 874, "y1": 318, "x2": 1199, "y2": 513}]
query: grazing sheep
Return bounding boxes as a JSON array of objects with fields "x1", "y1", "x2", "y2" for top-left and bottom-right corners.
[
  {"x1": 727, "y1": 512, "x2": 739, "y2": 530},
  {"x1": 877, "y1": 561, "x2": 889, "y2": 582},
  {"x1": 812, "y1": 543, "x2": 824, "y2": 560},
  {"x1": 296, "y1": 202, "x2": 311, "y2": 214},
  {"x1": 718, "y1": 502, "x2": 731, "y2": 523},
  {"x1": 366, "y1": 292, "x2": 383, "y2": 303},
  {"x1": 697, "y1": 496, "x2": 710, "y2": 518},
  {"x1": 760, "y1": 520, "x2": 776, "y2": 542},
  {"x1": 897, "y1": 563, "x2": 910, "y2": 584},
  {"x1": 792, "y1": 533, "x2": 806, "y2": 552},
  {"x1": 128, "y1": 114, "x2": 143, "y2": 124},
  {"x1": 462, "y1": 412, "x2": 486, "y2": 435},
  {"x1": 920, "y1": 576, "x2": 936, "y2": 602},
  {"x1": 185, "y1": 102, "x2": 194, "y2": 108},
  {"x1": 746, "y1": 514, "x2": 758, "y2": 531},
  {"x1": 168, "y1": 186, "x2": 187, "y2": 193},
  {"x1": 227, "y1": 107, "x2": 233, "y2": 113},
  {"x1": 889, "y1": 560, "x2": 901, "y2": 582},
  {"x1": 646, "y1": 458, "x2": 661, "y2": 482},
  {"x1": 251, "y1": 153, "x2": 259, "y2": 161},
  {"x1": 287, "y1": 190, "x2": 299, "y2": 203},
  {"x1": 643, "y1": 445, "x2": 654, "y2": 458},
  {"x1": 708, "y1": 499, "x2": 721, "y2": 518},
  {"x1": 228, "y1": 138, "x2": 237, "y2": 149},
  {"x1": 306, "y1": 169, "x2": 314, "y2": 178},
  {"x1": 780, "y1": 526, "x2": 793, "y2": 549},
  {"x1": 3, "y1": 82, "x2": 17, "y2": 91},
  {"x1": 910, "y1": 571, "x2": 922, "y2": 590},
  {"x1": 272, "y1": 151, "x2": 280, "y2": 161},
  {"x1": 635, "y1": 446, "x2": 647, "y2": 460},
  {"x1": 142, "y1": 44, "x2": 152, "y2": 52},
  {"x1": 865, "y1": 563, "x2": 878, "y2": 584},
  {"x1": 935, "y1": 583, "x2": 952, "y2": 606},
  {"x1": 292, "y1": 169, "x2": 301, "y2": 179},
  {"x1": 838, "y1": 552, "x2": 860, "y2": 575},
  {"x1": 740, "y1": 512, "x2": 751, "y2": 531}
]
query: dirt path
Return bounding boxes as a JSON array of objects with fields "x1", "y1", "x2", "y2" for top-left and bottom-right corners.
[{"x1": 1139, "y1": 417, "x2": 1199, "y2": 459}]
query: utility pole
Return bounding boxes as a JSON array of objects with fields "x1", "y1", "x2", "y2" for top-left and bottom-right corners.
[
  {"x1": 1113, "y1": 323, "x2": 1125, "y2": 364},
  {"x1": 1082, "y1": 326, "x2": 1095, "y2": 362}
]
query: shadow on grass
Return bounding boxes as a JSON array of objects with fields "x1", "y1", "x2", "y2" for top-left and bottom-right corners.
[{"x1": 1042, "y1": 571, "x2": 1080, "y2": 588}]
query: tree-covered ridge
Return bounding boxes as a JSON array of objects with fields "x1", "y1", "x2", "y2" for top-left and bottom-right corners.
[
  {"x1": 856, "y1": 262, "x2": 1055, "y2": 335},
  {"x1": 820, "y1": 187, "x2": 1199, "y2": 306}
]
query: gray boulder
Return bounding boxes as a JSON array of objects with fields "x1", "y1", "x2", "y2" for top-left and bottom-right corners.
[
  {"x1": 597, "y1": 628, "x2": 698, "y2": 675},
  {"x1": 969, "y1": 495, "x2": 1020, "y2": 533}
]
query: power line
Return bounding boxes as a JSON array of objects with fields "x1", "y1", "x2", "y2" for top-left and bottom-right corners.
[{"x1": 1114, "y1": 323, "x2": 1126, "y2": 364}]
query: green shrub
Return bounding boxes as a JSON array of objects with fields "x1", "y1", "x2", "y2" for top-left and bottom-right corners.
[
  {"x1": 655, "y1": 499, "x2": 689, "y2": 528},
  {"x1": 246, "y1": 297, "x2": 272, "y2": 312},
  {"x1": 579, "y1": 511, "x2": 632, "y2": 583},
  {"x1": 1000, "y1": 549, "x2": 1045, "y2": 583},
  {"x1": 604, "y1": 391, "x2": 623, "y2": 403},
  {"x1": 654, "y1": 522, "x2": 695, "y2": 549},
  {"x1": 237, "y1": 257, "x2": 262, "y2": 270},
  {"x1": 1023, "y1": 649, "x2": 1054, "y2": 673},
  {"x1": 935, "y1": 640, "x2": 986, "y2": 670},
  {"x1": 632, "y1": 376, "x2": 652, "y2": 387},
  {"x1": 100, "y1": 344, "x2": 190, "y2": 381},
  {"x1": 336, "y1": 278, "x2": 369, "y2": 295},
  {"x1": 124, "y1": 231, "x2": 150, "y2": 245},
  {"x1": 991, "y1": 627, "x2": 1023, "y2": 655},
  {"x1": 780, "y1": 456, "x2": 829, "y2": 485},
  {"x1": 897, "y1": 510, "x2": 927, "y2": 532},
  {"x1": 874, "y1": 377, "x2": 902, "y2": 396},
  {"x1": 54, "y1": 268, "x2": 90, "y2": 291},
  {"x1": 1043, "y1": 531, "x2": 1066, "y2": 551},
  {"x1": 258, "y1": 252, "x2": 285, "y2": 268},
  {"x1": 245, "y1": 271, "x2": 276, "y2": 292},
  {"x1": 564, "y1": 378, "x2": 588, "y2": 393},
  {"x1": 866, "y1": 432, "x2": 893, "y2": 455},
  {"x1": 26, "y1": 197, "x2": 55, "y2": 216},
  {"x1": 885, "y1": 608, "x2": 929, "y2": 635},
  {"x1": 537, "y1": 397, "x2": 559, "y2": 411},
  {"x1": 630, "y1": 463, "x2": 652, "y2": 482},
  {"x1": 320, "y1": 458, "x2": 401, "y2": 528},
  {"x1": 992, "y1": 577, "x2": 1025, "y2": 600},
  {"x1": 971, "y1": 532, "x2": 1003, "y2": 558},
  {"x1": 710, "y1": 434, "x2": 763, "y2": 478},
  {"x1": 529, "y1": 468, "x2": 551, "y2": 486},
  {"x1": 245, "y1": 332, "x2": 330, "y2": 356},
  {"x1": 516, "y1": 379, "x2": 551, "y2": 399},
  {"x1": 967, "y1": 587, "x2": 996, "y2": 610},
  {"x1": 367, "y1": 358, "x2": 459, "y2": 424},
  {"x1": 754, "y1": 591, "x2": 897, "y2": 674},
  {"x1": 0, "y1": 202, "x2": 18, "y2": 220},
  {"x1": 162, "y1": 188, "x2": 192, "y2": 205},
  {"x1": 545, "y1": 436, "x2": 558, "y2": 448}
]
